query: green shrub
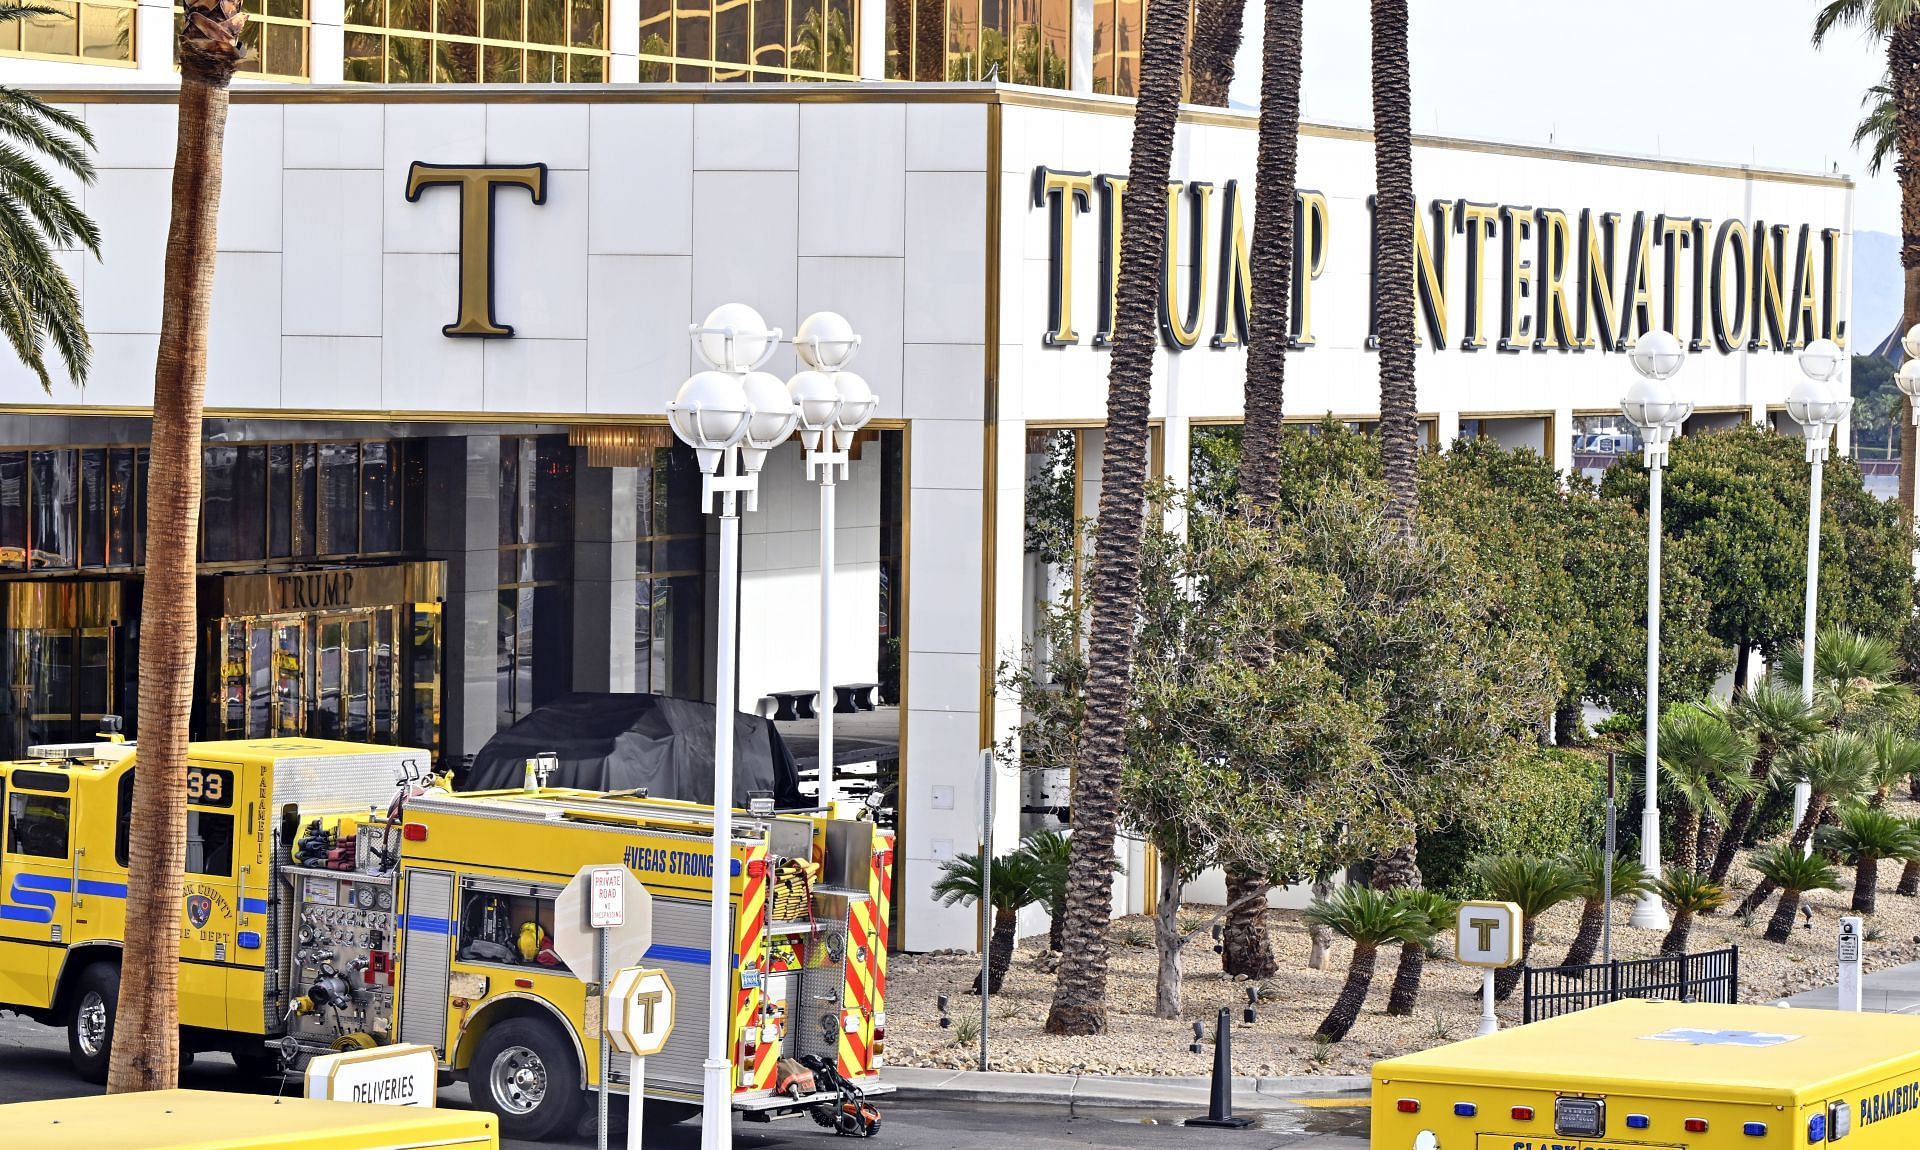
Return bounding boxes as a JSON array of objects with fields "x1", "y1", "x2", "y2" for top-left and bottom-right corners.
[{"x1": 1419, "y1": 747, "x2": 1606, "y2": 898}]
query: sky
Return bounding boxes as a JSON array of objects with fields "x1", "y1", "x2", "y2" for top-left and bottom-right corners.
[{"x1": 1226, "y1": 0, "x2": 1896, "y2": 235}]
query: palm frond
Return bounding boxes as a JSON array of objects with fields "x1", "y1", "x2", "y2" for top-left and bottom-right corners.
[
  {"x1": 1750, "y1": 842, "x2": 1843, "y2": 894},
  {"x1": 1812, "y1": 0, "x2": 1870, "y2": 46},
  {"x1": 1303, "y1": 885, "x2": 1423, "y2": 946}
]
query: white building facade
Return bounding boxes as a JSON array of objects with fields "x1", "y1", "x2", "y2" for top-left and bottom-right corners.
[{"x1": 0, "y1": 83, "x2": 1854, "y2": 949}]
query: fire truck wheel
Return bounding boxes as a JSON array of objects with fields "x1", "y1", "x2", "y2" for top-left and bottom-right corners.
[
  {"x1": 67, "y1": 963, "x2": 118, "y2": 1084},
  {"x1": 472, "y1": 1017, "x2": 583, "y2": 1142}
]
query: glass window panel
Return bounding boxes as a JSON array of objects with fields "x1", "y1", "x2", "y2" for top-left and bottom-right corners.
[
  {"x1": 0, "y1": 453, "x2": 28, "y2": 570},
  {"x1": 22, "y1": 3, "x2": 77, "y2": 55},
  {"x1": 1115, "y1": 0, "x2": 1136, "y2": 95},
  {"x1": 134, "y1": 449, "x2": 148, "y2": 566},
  {"x1": 530, "y1": 584, "x2": 570, "y2": 709},
  {"x1": 525, "y1": 0, "x2": 564, "y2": 43},
  {"x1": 439, "y1": 0, "x2": 477, "y2": 34},
  {"x1": 569, "y1": 50, "x2": 601, "y2": 80},
  {"x1": 752, "y1": 0, "x2": 784, "y2": 69},
  {"x1": 317, "y1": 620, "x2": 343, "y2": 738},
  {"x1": 268, "y1": 443, "x2": 291, "y2": 558},
  {"x1": 344, "y1": 0, "x2": 378, "y2": 23},
  {"x1": 484, "y1": 43, "x2": 520, "y2": 80},
  {"x1": 496, "y1": 588, "x2": 518, "y2": 728},
  {"x1": 318, "y1": 441, "x2": 360, "y2": 555},
  {"x1": 526, "y1": 47, "x2": 562, "y2": 78},
  {"x1": 232, "y1": 17, "x2": 264, "y2": 71},
  {"x1": 268, "y1": 0, "x2": 303, "y2": 18},
  {"x1": 634, "y1": 578, "x2": 653, "y2": 692},
  {"x1": 28, "y1": 450, "x2": 75, "y2": 570},
  {"x1": 361, "y1": 441, "x2": 399, "y2": 552},
  {"x1": 788, "y1": 0, "x2": 819, "y2": 69},
  {"x1": 235, "y1": 444, "x2": 265, "y2": 560},
  {"x1": 483, "y1": 0, "x2": 519, "y2": 39},
  {"x1": 107, "y1": 448, "x2": 133, "y2": 566},
  {"x1": 673, "y1": 0, "x2": 707, "y2": 60},
  {"x1": 293, "y1": 442, "x2": 316, "y2": 556},
  {"x1": 1042, "y1": 0, "x2": 1066, "y2": 86},
  {"x1": 883, "y1": 0, "x2": 905, "y2": 78},
  {"x1": 186, "y1": 811, "x2": 233, "y2": 877},
  {"x1": 265, "y1": 22, "x2": 305, "y2": 76},
  {"x1": 79, "y1": 449, "x2": 105, "y2": 568},
  {"x1": 79, "y1": 3, "x2": 131, "y2": 60},
  {"x1": 401, "y1": 439, "x2": 427, "y2": 552},
  {"x1": 568, "y1": 0, "x2": 600, "y2": 47},
  {"x1": 531, "y1": 545, "x2": 572, "y2": 582},
  {"x1": 498, "y1": 435, "x2": 521, "y2": 546},
  {"x1": 652, "y1": 537, "x2": 703, "y2": 574},
  {"x1": 390, "y1": 0, "x2": 430, "y2": 30},
  {"x1": 638, "y1": 0, "x2": 668, "y2": 54},
  {"x1": 388, "y1": 32, "x2": 432, "y2": 79},
  {"x1": 344, "y1": 30, "x2": 384, "y2": 79},
  {"x1": 436, "y1": 37, "x2": 477, "y2": 80},
  {"x1": 531, "y1": 435, "x2": 573, "y2": 545},
  {"x1": 0, "y1": 15, "x2": 18, "y2": 48},
  {"x1": 8, "y1": 792, "x2": 69, "y2": 858},
  {"x1": 825, "y1": 0, "x2": 851, "y2": 73},
  {"x1": 713, "y1": 0, "x2": 746, "y2": 62},
  {"x1": 674, "y1": 61, "x2": 709, "y2": 80},
  {"x1": 201, "y1": 445, "x2": 239, "y2": 562}
]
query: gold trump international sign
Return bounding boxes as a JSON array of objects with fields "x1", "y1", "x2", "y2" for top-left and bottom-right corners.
[{"x1": 1031, "y1": 165, "x2": 1847, "y2": 358}]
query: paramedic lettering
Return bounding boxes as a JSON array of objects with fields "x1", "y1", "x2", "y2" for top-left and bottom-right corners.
[
  {"x1": 1861, "y1": 1081, "x2": 1920, "y2": 1126},
  {"x1": 624, "y1": 846, "x2": 717, "y2": 878}
]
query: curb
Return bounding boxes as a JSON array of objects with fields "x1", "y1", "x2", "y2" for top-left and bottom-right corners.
[{"x1": 882, "y1": 1067, "x2": 1370, "y2": 1112}]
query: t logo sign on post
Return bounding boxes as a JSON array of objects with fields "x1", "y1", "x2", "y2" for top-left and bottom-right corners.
[
  {"x1": 606, "y1": 967, "x2": 675, "y2": 1150},
  {"x1": 1454, "y1": 900, "x2": 1523, "y2": 1037}
]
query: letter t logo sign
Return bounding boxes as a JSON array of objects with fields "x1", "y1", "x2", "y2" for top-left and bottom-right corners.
[
  {"x1": 404, "y1": 162, "x2": 549, "y2": 337},
  {"x1": 1470, "y1": 917, "x2": 1498, "y2": 952},
  {"x1": 635, "y1": 989, "x2": 663, "y2": 1034}
]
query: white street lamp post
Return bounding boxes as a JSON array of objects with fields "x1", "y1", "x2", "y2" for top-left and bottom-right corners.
[
  {"x1": 1620, "y1": 329, "x2": 1690, "y2": 931},
  {"x1": 1787, "y1": 338, "x2": 1852, "y2": 849},
  {"x1": 668, "y1": 303, "x2": 796, "y2": 1150},
  {"x1": 788, "y1": 312, "x2": 876, "y2": 808}
]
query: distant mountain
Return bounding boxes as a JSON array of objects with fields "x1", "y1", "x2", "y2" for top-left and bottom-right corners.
[{"x1": 1854, "y1": 230, "x2": 1901, "y2": 354}]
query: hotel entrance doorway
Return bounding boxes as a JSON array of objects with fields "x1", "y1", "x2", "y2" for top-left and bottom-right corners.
[
  {"x1": 209, "y1": 562, "x2": 443, "y2": 753},
  {"x1": 2, "y1": 581, "x2": 122, "y2": 753}
]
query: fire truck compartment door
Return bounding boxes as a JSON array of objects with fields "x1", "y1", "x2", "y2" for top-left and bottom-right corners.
[{"x1": 397, "y1": 869, "x2": 455, "y2": 1054}]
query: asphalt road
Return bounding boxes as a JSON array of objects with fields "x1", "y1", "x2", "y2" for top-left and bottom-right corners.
[{"x1": 0, "y1": 1014, "x2": 1367, "y2": 1149}]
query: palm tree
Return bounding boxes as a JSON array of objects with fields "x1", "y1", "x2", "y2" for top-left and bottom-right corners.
[
  {"x1": 1471, "y1": 854, "x2": 1584, "y2": 1000},
  {"x1": 1733, "y1": 729, "x2": 1874, "y2": 918},
  {"x1": 1651, "y1": 703, "x2": 1757, "y2": 874},
  {"x1": 1751, "y1": 844, "x2": 1843, "y2": 943},
  {"x1": 1045, "y1": 0, "x2": 1190, "y2": 1038},
  {"x1": 1714, "y1": 678, "x2": 1822, "y2": 883},
  {"x1": 933, "y1": 850, "x2": 1044, "y2": 994},
  {"x1": 1218, "y1": 0, "x2": 1304, "y2": 981},
  {"x1": 1384, "y1": 889, "x2": 1454, "y2": 1016},
  {"x1": 1867, "y1": 724, "x2": 1920, "y2": 806},
  {"x1": 1895, "y1": 817, "x2": 1920, "y2": 896},
  {"x1": 1560, "y1": 846, "x2": 1652, "y2": 968},
  {"x1": 1023, "y1": 829, "x2": 1072, "y2": 951},
  {"x1": 1370, "y1": 0, "x2": 1419, "y2": 525},
  {"x1": 1778, "y1": 626, "x2": 1910, "y2": 729},
  {"x1": 1303, "y1": 886, "x2": 1421, "y2": 1042},
  {"x1": 1854, "y1": 79, "x2": 1898, "y2": 179},
  {"x1": 1655, "y1": 869, "x2": 1727, "y2": 956},
  {"x1": 1818, "y1": 804, "x2": 1913, "y2": 914},
  {"x1": 1814, "y1": 0, "x2": 1920, "y2": 520},
  {"x1": 0, "y1": 21, "x2": 100, "y2": 391},
  {"x1": 107, "y1": 0, "x2": 247, "y2": 1096}
]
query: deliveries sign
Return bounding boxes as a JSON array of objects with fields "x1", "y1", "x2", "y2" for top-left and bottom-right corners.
[{"x1": 305, "y1": 1043, "x2": 439, "y2": 1107}]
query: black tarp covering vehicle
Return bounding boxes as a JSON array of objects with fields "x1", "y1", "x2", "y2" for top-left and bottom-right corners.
[{"x1": 459, "y1": 692, "x2": 805, "y2": 810}]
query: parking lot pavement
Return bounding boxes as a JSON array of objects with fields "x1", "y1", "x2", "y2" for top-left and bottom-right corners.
[{"x1": 0, "y1": 1014, "x2": 1369, "y2": 1149}]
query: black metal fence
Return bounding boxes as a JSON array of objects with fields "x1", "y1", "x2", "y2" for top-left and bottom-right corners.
[{"x1": 1521, "y1": 946, "x2": 1739, "y2": 1024}]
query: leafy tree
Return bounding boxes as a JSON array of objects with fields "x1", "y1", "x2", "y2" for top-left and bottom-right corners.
[
  {"x1": 1561, "y1": 846, "x2": 1652, "y2": 968},
  {"x1": 1751, "y1": 844, "x2": 1843, "y2": 943},
  {"x1": 1817, "y1": 804, "x2": 1915, "y2": 914},
  {"x1": 1304, "y1": 886, "x2": 1422, "y2": 1042},
  {"x1": 1599, "y1": 425, "x2": 1913, "y2": 689},
  {"x1": 1655, "y1": 869, "x2": 1728, "y2": 956},
  {"x1": 1384, "y1": 889, "x2": 1456, "y2": 1016},
  {"x1": 1044, "y1": 0, "x2": 1190, "y2": 1037},
  {"x1": 1470, "y1": 854, "x2": 1584, "y2": 1000},
  {"x1": 933, "y1": 850, "x2": 1045, "y2": 995},
  {"x1": 1851, "y1": 352, "x2": 1902, "y2": 460}
]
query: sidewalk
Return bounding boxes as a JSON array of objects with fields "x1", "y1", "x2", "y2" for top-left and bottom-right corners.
[
  {"x1": 882, "y1": 1066, "x2": 1371, "y2": 1112},
  {"x1": 1786, "y1": 958, "x2": 1920, "y2": 1013}
]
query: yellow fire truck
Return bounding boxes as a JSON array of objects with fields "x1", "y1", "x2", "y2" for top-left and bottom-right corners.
[{"x1": 0, "y1": 737, "x2": 894, "y2": 1142}]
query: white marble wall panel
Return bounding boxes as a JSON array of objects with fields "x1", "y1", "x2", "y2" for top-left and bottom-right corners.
[
  {"x1": 285, "y1": 104, "x2": 384, "y2": 169},
  {"x1": 589, "y1": 104, "x2": 694, "y2": 255},
  {"x1": 206, "y1": 251, "x2": 282, "y2": 408},
  {"x1": 798, "y1": 103, "x2": 906, "y2": 258},
  {"x1": 282, "y1": 169, "x2": 384, "y2": 337}
]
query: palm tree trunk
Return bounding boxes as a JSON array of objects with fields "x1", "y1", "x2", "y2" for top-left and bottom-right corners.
[
  {"x1": 1185, "y1": 0, "x2": 1246, "y2": 107},
  {"x1": 1306, "y1": 875, "x2": 1334, "y2": 969},
  {"x1": 1788, "y1": 795, "x2": 1829, "y2": 852},
  {"x1": 1710, "y1": 792, "x2": 1761, "y2": 884},
  {"x1": 1734, "y1": 877, "x2": 1778, "y2": 920},
  {"x1": 1898, "y1": 858, "x2": 1920, "y2": 897},
  {"x1": 1235, "y1": 0, "x2": 1302, "y2": 506},
  {"x1": 1854, "y1": 856, "x2": 1880, "y2": 915},
  {"x1": 106, "y1": 30, "x2": 241, "y2": 1094},
  {"x1": 1384, "y1": 939, "x2": 1424, "y2": 1016},
  {"x1": 1369, "y1": 0, "x2": 1418, "y2": 527},
  {"x1": 1048, "y1": 898, "x2": 1065, "y2": 951},
  {"x1": 1894, "y1": 20, "x2": 1920, "y2": 525},
  {"x1": 1660, "y1": 909, "x2": 1694, "y2": 956},
  {"x1": 1494, "y1": 920, "x2": 1535, "y2": 1001},
  {"x1": 1313, "y1": 940, "x2": 1378, "y2": 1042},
  {"x1": 1044, "y1": 0, "x2": 1188, "y2": 1038},
  {"x1": 1765, "y1": 891, "x2": 1802, "y2": 943},
  {"x1": 983, "y1": 906, "x2": 1017, "y2": 994},
  {"x1": 1674, "y1": 809, "x2": 1700, "y2": 874},
  {"x1": 1561, "y1": 897, "x2": 1605, "y2": 968},
  {"x1": 1220, "y1": 869, "x2": 1277, "y2": 978},
  {"x1": 1153, "y1": 850, "x2": 1184, "y2": 1019}
]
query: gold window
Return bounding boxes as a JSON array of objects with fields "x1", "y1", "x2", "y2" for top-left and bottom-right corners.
[
  {"x1": 883, "y1": 0, "x2": 1063, "y2": 86},
  {"x1": 0, "y1": 0, "x2": 136, "y2": 66},
  {"x1": 343, "y1": 0, "x2": 609, "y2": 83},
  {"x1": 171, "y1": 0, "x2": 310, "y2": 79},
  {"x1": 637, "y1": 0, "x2": 857, "y2": 82}
]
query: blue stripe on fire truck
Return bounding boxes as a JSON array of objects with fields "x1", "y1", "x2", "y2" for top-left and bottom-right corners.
[{"x1": 1, "y1": 873, "x2": 129, "y2": 922}]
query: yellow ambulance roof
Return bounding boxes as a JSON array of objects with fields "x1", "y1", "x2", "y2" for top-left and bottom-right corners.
[
  {"x1": 1374, "y1": 999, "x2": 1920, "y2": 1104},
  {"x1": 0, "y1": 1090, "x2": 496, "y2": 1149}
]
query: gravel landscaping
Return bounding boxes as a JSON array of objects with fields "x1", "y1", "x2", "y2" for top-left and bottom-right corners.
[{"x1": 885, "y1": 816, "x2": 1920, "y2": 1077}]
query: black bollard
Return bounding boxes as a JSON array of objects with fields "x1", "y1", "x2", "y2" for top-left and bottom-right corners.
[{"x1": 1185, "y1": 1008, "x2": 1254, "y2": 1129}]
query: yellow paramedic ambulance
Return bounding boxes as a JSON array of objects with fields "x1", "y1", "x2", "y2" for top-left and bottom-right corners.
[
  {"x1": 1372, "y1": 998, "x2": 1920, "y2": 1149},
  {"x1": 0, "y1": 737, "x2": 894, "y2": 1143},
  {"x1": 0, "y1": 1089, "x2": 498, "y2": 1149}
]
